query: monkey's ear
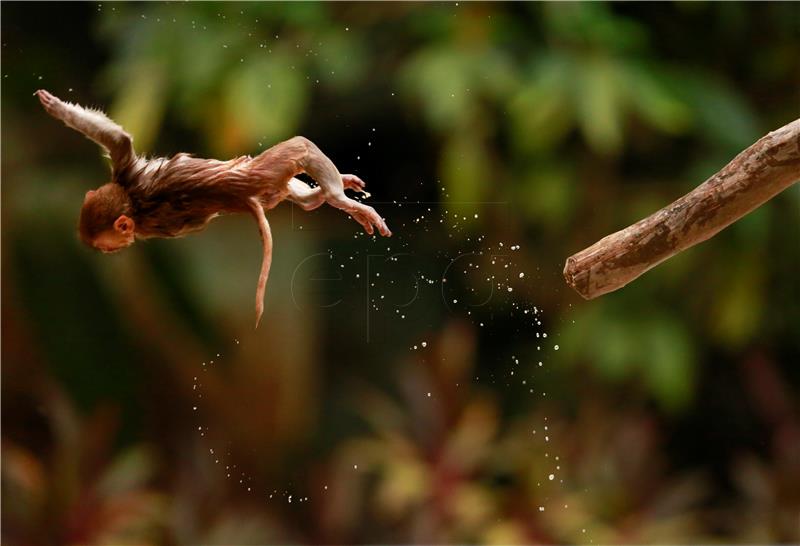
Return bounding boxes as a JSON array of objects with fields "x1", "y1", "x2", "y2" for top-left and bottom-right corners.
[
  {"x1": 85, "y1": 190, "x2": 96, "y2": 199},
  {"x1": 114, "y1": 214, "x2": 135, "y2": 234}
]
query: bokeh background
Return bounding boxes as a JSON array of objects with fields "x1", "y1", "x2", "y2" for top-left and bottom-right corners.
[{"x1": 2, "y1": 2, "x2": 799, "y2": 544}]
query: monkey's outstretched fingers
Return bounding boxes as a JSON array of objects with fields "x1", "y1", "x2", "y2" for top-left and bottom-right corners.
[{"x1": 35, "y1": 89, "x2": 62, "y2": 114}]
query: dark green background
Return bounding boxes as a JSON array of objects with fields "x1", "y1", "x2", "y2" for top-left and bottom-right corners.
[{"x1": 2, "y1": 2, "x2": 799, "y2": 544}]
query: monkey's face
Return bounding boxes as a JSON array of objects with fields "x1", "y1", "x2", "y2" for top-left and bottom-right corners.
[
  {"x1": 92, "y1": 215, "x2": 136, "y2": 253},
  {"x1": 91, "y1": 226, "x2": 135, "y2": 253},
  {"x1": 79, "y1": 187, "x2": 136, "y2": 253}
]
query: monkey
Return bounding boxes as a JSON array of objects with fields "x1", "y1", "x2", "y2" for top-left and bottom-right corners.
[{"x1": 35, "y1": 89, "x2": 391, "y2": 326}]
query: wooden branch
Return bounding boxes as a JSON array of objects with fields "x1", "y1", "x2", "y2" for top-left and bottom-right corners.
[{"x1": 564, "y1": 118, "x2": 800, "y2": 299}]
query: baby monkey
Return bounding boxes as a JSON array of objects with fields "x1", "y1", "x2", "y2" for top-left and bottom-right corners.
[{"x1": 36, "y1": 89, "x2": 391, "y2": 326}]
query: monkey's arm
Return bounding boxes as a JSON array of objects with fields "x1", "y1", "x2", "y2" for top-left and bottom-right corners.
[
  {"x1": 247, "y1": 197, "x2": 273, "y2": 328},
  {"x1": 35, "y1": 90, "x2": 134, "y2": 169}
]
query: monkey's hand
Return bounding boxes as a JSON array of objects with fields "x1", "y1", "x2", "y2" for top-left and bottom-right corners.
[
  {"x1": 35, "y1": 89, "x2": 134, "y2": 169},
  {"x1": 36, "y1": 89, "x2": 67, "y2": 118}
]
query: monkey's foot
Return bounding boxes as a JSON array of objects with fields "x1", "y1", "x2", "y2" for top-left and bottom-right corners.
[
  {"x1": 342, "y1": 174, "x2": 367, "y2": 194},
  {"x1": 349, "y1": 202, "x2": 392, "y2": 237}
]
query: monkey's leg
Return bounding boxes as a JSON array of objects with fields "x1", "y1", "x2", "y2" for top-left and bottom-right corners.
[
  {"x1": 286, "y1": 178, "x2": 326, "y2": 211},
  {"x1": 287, "y1": 175, "x2": 368, "y2": 211},
  {"x1": 294, "y1": 138, "x2": 391, "y2": 237},
  {"x1": 253, "y1": 137, "x2": 390, "y2": 236},
  {"x1": 247, "y1": 197, "x2": 273, "y2": 328}
]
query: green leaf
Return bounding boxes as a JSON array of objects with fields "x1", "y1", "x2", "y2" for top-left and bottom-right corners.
[
  {"x1": 477, "y1": 49, "x2": 519, "y2": 101},
  {"x1": 313, "y1": 31, "x2": 368, "y2": 91},
  {"x1": 710, "y1": 255, "x2": 764, "y2": 347},
  {"x1": 669, "y1": 71, "x2": 759, "y2": 151},
  {"x1": 623, "y1": 64, "x2": 693, "y2": 135},
  {"x1": 508, "y1": 55, "x2": 574, "y2": 154},
  {"x1": 517, "y1": 163, "x2": 574, "y2": 228},
  {"x1": 400, "y1": 47, "x2": 475, "y2": 132},
  {"x1": 592, "y1": 318, "x2": 639, "y2": 381},
  {"x1": 543, "y1": 3, "x2": 648, "y2": 53},
  {"x1": 223, "y1": 54, "x2": 309, "y2": 150},
  {"x1": 440, "y1": 133, "x2": 490, "y2": 215},
  {"x1": 95, "y1": 446, "x2": 156, "y2": 499},
  {"x1": 575, "y1": 56, "x2": 624, "y2": 155},
  {"x1": 110, "y1": 61, "x2": 167, "y2": 154},
  {"x1": 641, "y1": 318, "x2": 695, "y2": 412}
]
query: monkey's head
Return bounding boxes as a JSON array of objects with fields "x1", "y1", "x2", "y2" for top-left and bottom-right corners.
[{"x1": 78, "y1": 182, "x2": 136, "y2": 253}]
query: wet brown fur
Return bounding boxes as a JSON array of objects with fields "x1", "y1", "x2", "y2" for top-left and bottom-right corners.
[{"x1": 116, "y1": 138, "x2": 308, "y2": 239}]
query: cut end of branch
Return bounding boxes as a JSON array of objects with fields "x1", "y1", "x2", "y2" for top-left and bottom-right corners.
[{"x1": 563, "y1": 256, "x2": 592, "y2": 300}]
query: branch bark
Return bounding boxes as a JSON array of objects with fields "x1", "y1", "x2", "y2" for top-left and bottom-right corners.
[{"x1": 564, "y1": 118, "x2": 800, "y2": 300}]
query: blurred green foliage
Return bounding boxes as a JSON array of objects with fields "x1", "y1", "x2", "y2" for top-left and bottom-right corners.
[{"x1": 2, "y1": 2, "x2": 799, "y2": 544}]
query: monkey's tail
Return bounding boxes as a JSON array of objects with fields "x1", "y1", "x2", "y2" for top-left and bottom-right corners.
[{"x1": 249, "y1": 197, "x2": 273, "y2": 328}]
